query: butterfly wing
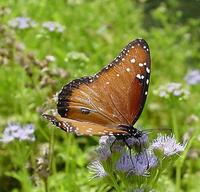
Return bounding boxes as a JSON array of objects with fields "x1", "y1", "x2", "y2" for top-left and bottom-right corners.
[
  {"x1": 45, "y1": 38, "x2": 151, "y2": 135},
  {"x1": 43, "y1": 114, "x2": 128, "y2": 136}
]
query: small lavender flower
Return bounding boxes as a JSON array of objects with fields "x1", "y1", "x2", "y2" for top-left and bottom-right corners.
[
  {"x1": 88, "y1": 133, "x2": 185, "y2": 191},
  {"x1": 132, "y1": 152, "x2": 157, "y2": 176},
  {"x1": 0, "y1": 123, "x2": 36, "y2": 143},
  {"x1": 116, "y1": 153, "x2": 133, "y2": 172},
  {"x1": 184, "y1": 69, "x2": 200, "y2": 85},
  {"x1": 42, "y1": 21, "x2": 64, "y2": 33},
  {"x1": 65, "y1": 51, "x2": 89, "y2": 62},
  {"x1": 97, "y1": 136, "x2": 115, "y2": 160},
  {"x1": 116, "y1": 151, "x2": 157, "y2": 176},
  {"x1": 8, "y1": 17, "x2": 36, "y2": 29},
  {"x1": 88, "y1": 160, "x2": 107, "y2": 179},
  {"x1": 153, "y1": 82, "x2": 190, "y2": 99},
  {"x1": 126, "y1": 133, "x2": 148, "y2": 147},
  {"x1": 151, "y1": 134, "x2": 185, "y2": 156}
]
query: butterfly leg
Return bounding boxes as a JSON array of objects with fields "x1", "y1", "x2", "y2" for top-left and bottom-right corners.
[
  {"x1": 137, "y1": 138, "x2": 150, "y2": 170},
  {"x1": 110, "y1": 137, "x2": 117, "y2": 153},
  {"x1": 122, "y1": 138, "x2": 134, "y2": 168}
]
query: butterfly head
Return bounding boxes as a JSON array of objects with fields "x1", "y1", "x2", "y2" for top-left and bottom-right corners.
[{"x1": 118, "y1": 124, "x2": 143, "y2": 139}]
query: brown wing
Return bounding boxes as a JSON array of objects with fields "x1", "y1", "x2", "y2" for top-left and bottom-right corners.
[
  {"x1": 43, "y1": 114, "x2": 128, "y2": 136},
  {"x1": 57, "y1": 38, "x2": 151, "y2": 129}
]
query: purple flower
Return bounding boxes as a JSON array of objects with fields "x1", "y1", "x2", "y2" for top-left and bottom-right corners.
[
  {"x1": 132, "y1": 152, "x2": 157, "y2": 176},
  {"x1": 116, "y1": 153, "x2": 133, "y2": 172},
  {"x1": 65, "y1": 51, "x2": 89, "y2": 62},
  {"x1": 8, "y1": 17, "x2": 36, "y2": 29},
  {"x1": 151, "y1": 134, "x2": 185, "y2": 156},
  {"x1": 154, "y1": 82, "x2": 190, "y2": 99},
  {"x1": 184, "y1": 69, "x2": 200, "y2": 85},
  {"x1": 126, "y1": 133, "x2": 148, "y2": 147},
  {"x1": 116, "y1": 151, "x2": 157, "y2": 176},
  {"x1": 42, "y1": 21, "x2": 64, "y2": 33},
  {"x1": 88, "y1": 160, "x2": 107, "y2": 179},
  {"x1": 166, "y1": 83, "x2": 182, "y2": 93},
  {"x1": 0, "y1": 123, "x2": 36, "y2": 143},
  {"x1": 97, "y1": 136, "x2": 126, "y2": 160},
  {"x1": 97, "y1": 136, "x2": 115, "y2": 160}
]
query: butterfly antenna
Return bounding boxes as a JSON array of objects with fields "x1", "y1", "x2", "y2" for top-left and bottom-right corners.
[{"x1": 144, "y1": 128, "x2": 172, "y2": 134}]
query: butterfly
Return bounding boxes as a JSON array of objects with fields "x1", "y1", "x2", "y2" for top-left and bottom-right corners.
[{"x1": 43, "y1": 38, "x2": 151, "y2": 140}]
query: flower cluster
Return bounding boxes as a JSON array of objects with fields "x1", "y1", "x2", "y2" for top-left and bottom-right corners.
[
  {"x1": 65, "y1": 51, "x2": 89, "y2": 62},
  {"x1": 0, "y1": 123, "x2": 36, "y2": 143},
  {"x1": 88, "y1": 134, "x2": 185, "y2": 191},
  {"x1": 184, "y1": 69, "x2": 200, "y2": 85},
  {"x1": 8, "y1": 17, "x2": 36, "y2": 29},
  {"x1": 7, "y1": 16, "x2": 65, "y2": 34},
  {"x1": 42, "y1": 21, "x2": 64, "y2": 33},
  {"x1": 153, "y1": 82, "x2": 190, "y2": 99}
]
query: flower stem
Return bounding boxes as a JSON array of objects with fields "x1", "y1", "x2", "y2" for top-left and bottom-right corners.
[
  {"x1": 49, "y1": 126, "x2": 55, "y2": 173},
  {"x1": 171, "y1": 107, "x2": 181, "y2": 191},
  {"x1": 171, "y1": 108, "x2": 179, "y2": 140},
  {"x1": 108, "y1": 173, "x2": 121, "y2": 192},
  {"x1": 44, "y1": 178, "x2": 49, "y2": 192}
]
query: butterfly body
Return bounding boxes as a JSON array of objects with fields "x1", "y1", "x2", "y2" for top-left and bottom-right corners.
[{"x1": 43, "y1": 38, "x2": 151, "y2": 138}]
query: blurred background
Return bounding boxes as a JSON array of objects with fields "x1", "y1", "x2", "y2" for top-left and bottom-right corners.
[{"x1": 0, "y1": 0, "x2": 199, "y2": 191}]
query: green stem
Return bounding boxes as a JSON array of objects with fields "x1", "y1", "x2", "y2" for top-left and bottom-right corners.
[
  {"x1": 49, "y1": 126, "x2": 55, "y2": 173},
  {"x1": 171, "y1": 107, "x2": 181, "y2": 191},
  {"x1": 44, "y1": 178, "x2": 49, "y2": 192},
  {"x1": 175, "y1": 165, "x2": 181, "y2": 192},
  {"x1": 109, "y1": 173, "x2": 121, "y2": 192},
  {"x1": 171, "y1": 108, "x2": 179, "y2": 140}
]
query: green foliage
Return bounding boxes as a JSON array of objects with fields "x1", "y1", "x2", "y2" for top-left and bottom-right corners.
[{"x1": 0, "y1": 0, "x2": 199, "y2": 191}]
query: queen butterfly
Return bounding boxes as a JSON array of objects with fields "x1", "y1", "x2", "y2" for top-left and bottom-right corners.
[{"x1": 43, "y1": 38, "x2": 151, "y2": 139}]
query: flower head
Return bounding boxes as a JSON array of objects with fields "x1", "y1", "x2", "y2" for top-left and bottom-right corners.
[
  {"x1": 0, "y1": 123, "x2": 36, "y2": 143},
  {"x1": 151, "y1": 134, "x2": 185, "y2": 156},
  {"x1": 126, "y1": 133, "x2": 148, "y2": 147},
  {"x1": 42, "y1": 21, "x2": 64, "y2": 33},
  {"x1": 116, "y1": 153, "x2": 133, "y2": 172},
  {"x1": 116, "y1": 151, "x2": 157, "y2": 176},
  {"x1": 65, "y1": 51, "x2": 89, "y2": 62},
  {"x1": 154, "y1": 82, "x2": 190, "y2": 99},
  {"x1": 132, "y1": 151, "x2": 157, "y2": 176},
  {"x1": 184, "y1": 69, "x2": 200, "y2": 85},
  {"x1": 88, "y1": 134, "x2": 185, "y2": 191},
  {"x1": 88, "y1": 160, "x2": 107, "y2": 179},
  {"x1": 97, "y1": 136, "x2": 118, "y2": 160},
  {"x1": 8, "y1": 17, "x2": 36, "y2": 29}
]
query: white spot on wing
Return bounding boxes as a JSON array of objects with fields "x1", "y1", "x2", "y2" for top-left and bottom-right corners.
[
  {"x1": 126, "y1": 68, "x2": 131, "y2": 72},
  {"x1": 136, "y1": 74, "x2": 141, "y2": 79},
  {"x1": 139, "y1": 63, "x2": 143, "y2": 67},
  {"x1": 146, "y1": 67, "x2": 150, "y2": 73},
  {"x1": 130, "y1": 58, "x2": 136, "y2": 64}
]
